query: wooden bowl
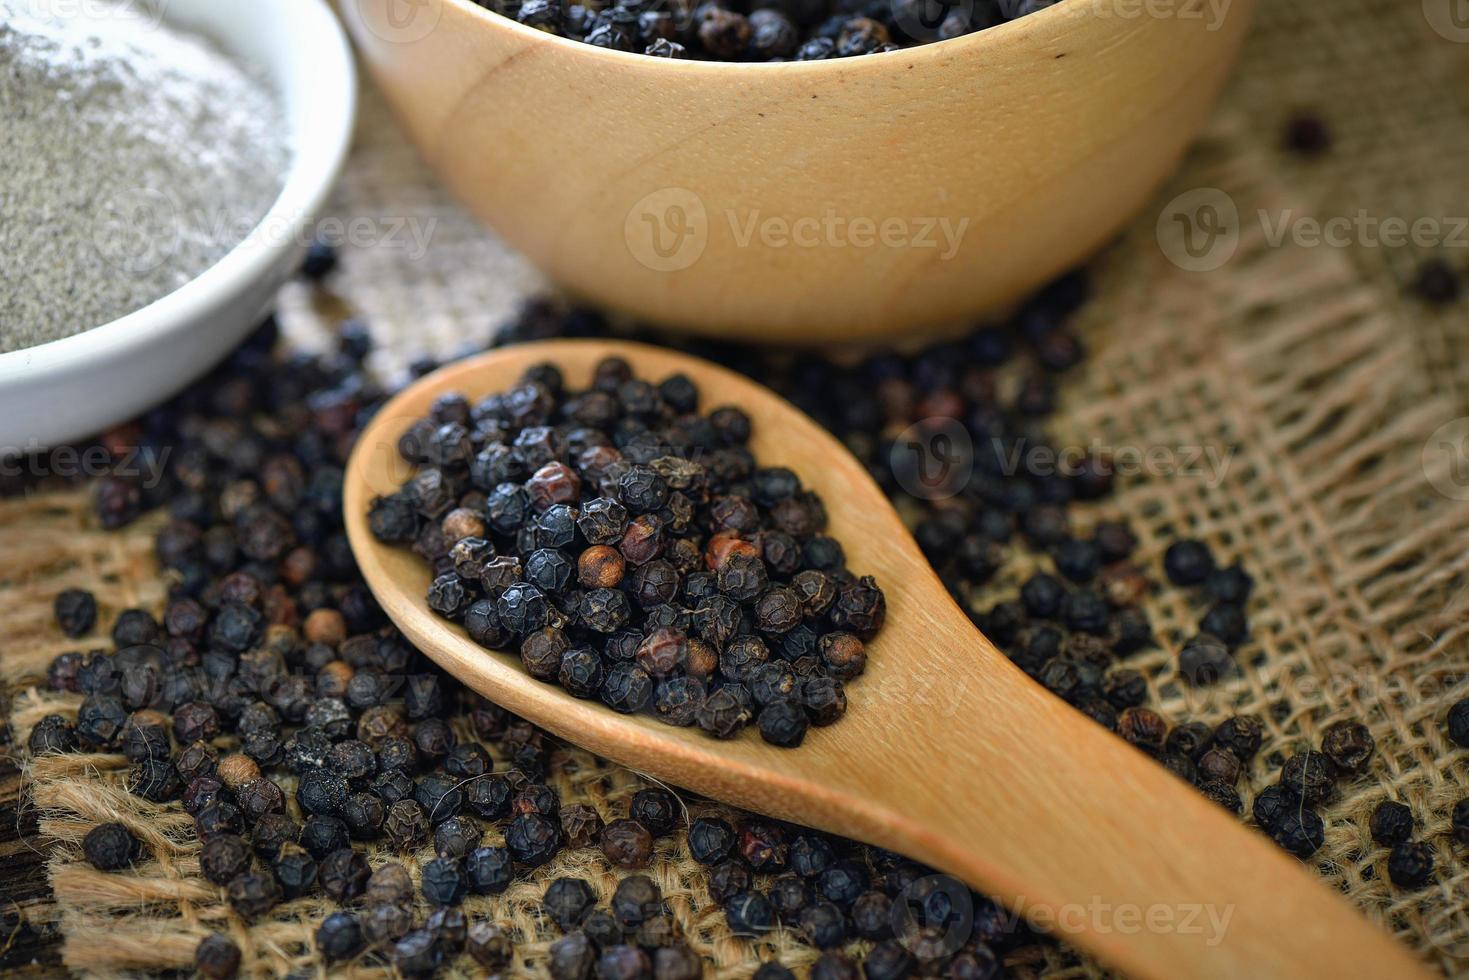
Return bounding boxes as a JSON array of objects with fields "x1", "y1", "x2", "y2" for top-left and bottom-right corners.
[{"x1": 343, "y1": 0, "x2": 1256, "y2": 342}]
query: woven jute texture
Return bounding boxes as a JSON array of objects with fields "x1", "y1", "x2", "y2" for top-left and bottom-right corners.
[{"x1": 6, "y1": 0, "x2": 1469, "y2": 975}]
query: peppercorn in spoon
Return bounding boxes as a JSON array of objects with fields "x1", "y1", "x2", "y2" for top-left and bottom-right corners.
[{"x1": 345, "y1": 339, "x2": 1429, "y2": 980}]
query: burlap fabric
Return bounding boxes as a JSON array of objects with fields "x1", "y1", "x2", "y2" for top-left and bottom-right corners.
[{"x1": 7, "y1": 0, "x2": 1469, "y2": 975}]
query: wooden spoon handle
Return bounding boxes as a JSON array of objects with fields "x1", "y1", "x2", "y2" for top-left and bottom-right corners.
[{"x1": 847, "y1": 621, "x2": 1430, "y2": 980}]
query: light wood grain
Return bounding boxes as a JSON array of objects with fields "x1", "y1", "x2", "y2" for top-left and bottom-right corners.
[
  {"x1": 341, "y1": 0, "x2": 1257, "y2": 343},
  {"x1": 344, "y1": 340, "x2": 1429, "y2": 980}
]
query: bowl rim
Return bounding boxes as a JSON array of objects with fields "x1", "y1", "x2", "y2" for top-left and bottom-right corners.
[
  {"x1": 438, "y1": 0, "x2": 1085, "y2": 69},
  {"x1": 0, "y1": 0, "x2": 356, "y2": 381}
]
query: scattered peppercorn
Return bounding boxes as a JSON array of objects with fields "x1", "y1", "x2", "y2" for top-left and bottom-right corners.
[
  {"x1": 1413, "y1": 258, "x2": 1461, "y2": 306},
  {"x1": 83, "y1": 822, "x2": 140, "y2": 871},
  {"x1": 194, "y1": 934, "x2": 242, "y2": 979},
  {"x1": 53, "y1": 587, "x2": 98, "y2": 637},
  {"x1": 1448, "y1": 699, "x2": 1469, "y2": 747},
  {"x1": 1369, "y1": 800, "x2": 1414, "y2": 847},
  {"x1": 23, "y1": 281, "x2": 1316, "y2": 979},
  {"x1": 1282, "y1": 111, "x2": 1332, "y2": 157},
  {"x1": 1387, "y1": 841, "x2": 1436, "y2": 889}
]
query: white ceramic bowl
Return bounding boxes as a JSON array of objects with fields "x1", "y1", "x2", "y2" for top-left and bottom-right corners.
[{"x1": 0, "y1": 0, "x2": 356, "y2": 451}]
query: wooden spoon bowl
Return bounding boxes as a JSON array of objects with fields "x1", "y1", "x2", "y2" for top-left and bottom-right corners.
[
  {"x1": 344, "y1": 340, "x2": 1427, "y2": 979},
  {"x1": 341, "y1": 0, "x2": 1257, "y2": 343}
]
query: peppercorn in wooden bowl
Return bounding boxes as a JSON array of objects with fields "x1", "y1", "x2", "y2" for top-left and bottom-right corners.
[{"x1": 343, "y1": 0, "x2": 1256, "y2": 342}]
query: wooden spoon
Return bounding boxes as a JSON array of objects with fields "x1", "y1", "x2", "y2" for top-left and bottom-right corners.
[{"x1": 344, "y1": 340, "x2": 1428, "y2": 980}]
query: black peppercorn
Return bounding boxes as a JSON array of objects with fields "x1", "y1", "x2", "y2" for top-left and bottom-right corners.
[
  {"x1": 1177, "y1": 633, "x2": 1233, "y2": 686},
  {"x1": 316, "y1": 910, "x2": 365, "y2": 962},
  {"x1": 77, "y1": 694, "x2": 129, "y2": 747},
  {"x1": 457, "y1": 844, "x2": 511, "y2": 895},
  {"x1": 1413, "y1": 258, "x2": 1461, "y2": 306},
  {"x1": 1205, "y1": 563, "x2": 1253, "y2": 604},
  {"x1": 419, "y1": 856, "x2": 468, "y2": 906},
  {"x1": 1387, "y1": 841, "x2": 1435, "y2": 888},
  {"x1": 428, "y1": 814, "x2": 478, "y2": 859},
  {"x1": 724, "y1": 891, "x2": 774, "y2": 937},
  {"x1": 1117, "y1": 707, "x2": 1168, "y2": 754},
  {"x1": 549, "y1": 931, "x2": 597, "y2": 980},
  {"x1": 545, "y1": 877, "x2": 599, "y2": 931},
  {"x1": 1251, "y1": 784, "x2": 1290, "y2": 832},
  {"x1": 629, "y1": 788, "x2": 680, "y2": 838},
  {"x1": 602, "y1": 818, "x2": 654, "y2": 869},
  {"x1": 1448, "y1": 699, "x2": 1469, "y2": 748},
  {"x1": 200, "y1": 833, "x2": 253, "y2": 885},
  {"x1": 1211, "y1": 715, "x2": 1262, "y2": 762},
  {"x1": 270, "y1": 842, "x2": 318, "y2": 898},
  {"x1": 1163, "y1": 539, "x2": 1215, "y2": 585},
  {"x1": 1320, "y1": 720, "x2": 1374, "y2": 775},
  {"x1": 250, "y1": 813, "x2": 299, "y2": 863},
  {"x1": 851, "y1": 890, "x2": 893, "y2": 940},
  {"x1": 706, "y1": 858, "x2": 752, "y2": 906},
  {"x1": 1452, "y1": 799, "x2": 1469, "y2": 845},
  {"x1": 1196, "y1": 748, "x2": 1242, "y2": 786},
  {"x1": 300, "y1": 815, "x2": 351, "y2": 859},
  {"x1": 1270, "y1": 806, "x2": 1326, "y2": 859},
  {"x1": 1370, "y1": 800, "x2": 1414, "y2": 847},
  {"x1": 27, "y1": 714, "x2": 78, "y2": 755},
  {"x1": 194, "y1": 934, "x2": 241, "y2": 979},
  {"x1": 54, "y1": 588, "x2": 98, "y2": 638},
  {"x1": 315, "y1": 847, "x2": 369, "y2": 904},
  {"x1": 809, "y1": 953, "x2": 856, "y2": 980},
  {"x1": 1280, "y1": 750, "x2": 1337, "y2": 806},
  {"x1": 226, "y1": 871, "x2": 283, "y2": 918},
  {"x1": 468, "y1": 921, "x2": 515, "y2": 969},
  {"x1": 83, "y1": 821, "x2": 140, "y2": 871},
  {"x1": 758, "y1": 701, "x2": 808, "y2": 748},
  {"x1": 506, "y1": 812, "x2": 562, "y2": 866},
  {"x1": 598, "y1": 944, "x2": 653, "y2": 980},
  {"x1": 392, "y1": 929, "x2": 444, "y2": 978}
]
